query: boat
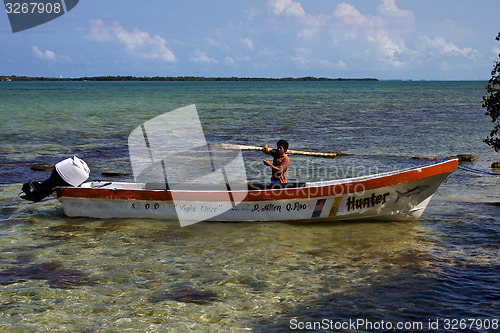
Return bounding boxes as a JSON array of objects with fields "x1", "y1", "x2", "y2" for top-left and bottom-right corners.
[
  {"x1": 55, "y1": 158, "x2": 458, "y2": 225},
  {"x1": 20, "y1": 105, "x2": 458, "y2": 225}
]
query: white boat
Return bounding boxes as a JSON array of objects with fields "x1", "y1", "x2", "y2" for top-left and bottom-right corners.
[
  {"x1": 55, "y1": 159, "x2": 458, "y2": 224},
  {"x1": 19, "y1": 105, "x2": 458, "y2": 225}
]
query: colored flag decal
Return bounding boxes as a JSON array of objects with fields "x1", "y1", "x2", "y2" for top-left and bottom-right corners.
[
  {"x1": 329, "y1": 197, "x2": 343, "y2": 217},
  {"x1": 311, "y1": 199, "x2": 326, "y2": 218}
]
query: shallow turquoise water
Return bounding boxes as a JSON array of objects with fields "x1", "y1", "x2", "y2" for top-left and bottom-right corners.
[{"x1": 0, "y1": 81, "x2": 499, "y2": 332}]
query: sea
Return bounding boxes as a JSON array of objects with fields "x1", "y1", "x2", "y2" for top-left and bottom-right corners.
[{"x1": 0, "y1": 80, "x2": 499, "y2": 332}]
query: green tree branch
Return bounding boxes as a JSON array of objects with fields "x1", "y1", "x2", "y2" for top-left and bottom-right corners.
[{"x1": 482, "y1": 32, "x2": 500, "y2": 152}]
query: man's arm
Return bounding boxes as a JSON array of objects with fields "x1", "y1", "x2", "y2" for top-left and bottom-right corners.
[
  {"x1": 263, "y1": 160, "x2": 283, "y2": 173},
  {"x1": 262, "y1": 144, "x2": 275, "y2": 155}
]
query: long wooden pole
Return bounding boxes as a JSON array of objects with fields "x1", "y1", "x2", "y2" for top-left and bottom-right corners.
[{"x1": 219, "y1": 143, "x2": 347, "y2": 158}]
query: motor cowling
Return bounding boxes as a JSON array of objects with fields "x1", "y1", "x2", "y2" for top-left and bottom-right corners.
[{"x1": 21, "y1": 157, "x2": 90, "y2": 202}]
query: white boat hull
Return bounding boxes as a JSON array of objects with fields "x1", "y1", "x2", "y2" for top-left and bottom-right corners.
[{"x1": 57, "y1": 159, "x2": 458, "y2": 223}]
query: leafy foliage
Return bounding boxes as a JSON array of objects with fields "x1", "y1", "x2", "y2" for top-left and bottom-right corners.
[{"x1": 482, "y1": 32, "x2": 500, "y2": 152}]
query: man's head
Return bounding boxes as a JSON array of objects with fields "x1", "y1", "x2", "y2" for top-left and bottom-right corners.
[{"x1": 277, "y1": 139, "x2": 289, "y2": 152}]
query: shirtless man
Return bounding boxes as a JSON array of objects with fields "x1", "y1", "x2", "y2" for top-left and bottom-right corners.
[{"x1": 262, "y1": 139, "x2": 290, "y2": 183}]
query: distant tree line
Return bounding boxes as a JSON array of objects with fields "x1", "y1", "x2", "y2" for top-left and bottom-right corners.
[{"x1": 1, "y1": 75, "x2": 378, "y2": 82}]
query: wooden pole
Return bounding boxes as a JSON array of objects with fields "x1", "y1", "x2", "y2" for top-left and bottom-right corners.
[{"x1": 219, "y1": 143, "x2": 347, "y2": 158}]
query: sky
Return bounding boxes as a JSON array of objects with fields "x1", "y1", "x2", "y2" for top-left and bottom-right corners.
[{"x1": 1, "y1": 0, "x2": 499, "y2": 80}]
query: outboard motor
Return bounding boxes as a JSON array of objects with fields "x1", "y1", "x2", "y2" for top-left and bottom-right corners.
[{"x1": 21, "y1": 156, "x2": 90, "y2": 202}]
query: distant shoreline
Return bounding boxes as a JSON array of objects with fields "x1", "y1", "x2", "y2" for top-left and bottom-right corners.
[{"x1": 0, "y1": 75, "x2": 378, "y2": 82}]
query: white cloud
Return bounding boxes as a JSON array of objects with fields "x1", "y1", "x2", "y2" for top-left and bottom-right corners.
[
  {"x1": 333, "y1": 3, "x2": 387, "y2": 36},
  {"x1": 259, "y1": 48, "x2": 280, "y2": 58},
  {"x1": 190, "y1": 50, "x2": 218, "y2": 64},
  {"x1": 268, "y1": 0, "x2": 305, "y2": 17},
  {"x1": 207, "y1": 38, "x2": 230, "y2": 52},
  {"x1": 289, "y1": 47, "x2": 311, "y2": 70},
  {"x1": 241, "y1": 37, "x2": 254, "y2": 50},
  {"x1": 84, "y1": 19, "x2": 176, "y2": 62},
  {"x1": 377, "y1": 0, "x2": 414, "y2": 23},
  {"x1": 367, "y1": 30, "x2": 403, "y2": 57},
  {"x1": 84, "y1": 18, "x2": 113, "y2": 42},
  {"x1": 31, "y1": 46, "x2": 56, "y2": 61},
  {"x1": 333, "y1": 3, "x2": 372, "y2": 28},
  {"x1": 332, "y1": 2, "x2": 405, "y2": 64},
  {"x1": 245, "y1": 0, "x2": 443, "y2": 73},
  {"x1": 417, "y1": 35, "x2": 479, "y2": 60}
]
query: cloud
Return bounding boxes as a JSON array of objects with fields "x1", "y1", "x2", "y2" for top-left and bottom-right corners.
[
  {"x1": 242, "y1": 0, "x2": 480, "y2": 75},
  {"x1": 31, "y1": 46, "x2": 72, "y2": 63},
  {"x1": 268, "y1": 0, "x2": 305, "y2": 17},
  {"x1": 85, "y1": 18, "x2": 113, "y2": 42},
  {"x1": 332, "y1": 3, "x2": 388, "y2": 39},
  {"x1": 207, "y1": 37, "x2": 231, "y2": 53},
  {"x1": 417, "y1": 35, "x2": 479, "y2": 60},
  {"x1": 333, "y1": 3, "x2": 373, "y2": 28},
  {"x1": 190, "y1": 50, "x2": 218, "y2": 64},
  {"x1": 32, "y1": 46, "x2": 56, "y2": 61},
  {"x1": 377, "y1": 0, "x2": 414, "y2": 23},
  {"x1": 332, "y1": 2, "x2": 404, "y2": 63},
  {"x1": 241, "y1": 37, "x2": 254, "y2": 50},
  {"x1": 367, "y1": 30, "x2": 403, "y2": 58},
  {"x1": 84, "y1": 19, "x2": 176, "y2": 62}
]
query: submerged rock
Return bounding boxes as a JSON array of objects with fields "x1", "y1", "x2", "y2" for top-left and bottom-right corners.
[
  {"x1": 30, "y1": 164, "x2": 54, "y2": 171},
  {"x1": 101, "y1": 172, "x2": 131, "y2": 177},
  {"x1": 446, "y1": 154, "x2": 477, "y2": 162},
  {"x1": 151, "y1": 288, "x2": 221, "y2": 305},
  {"x1": 0, "y1": 261, "x2": 91, "y2": 289},
  {"x1": 492, "y1": 161, "x2": 500, "y2": 169},
  {"x1": 411, "y1": 156, "x2": 440, "y2": 161}
]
